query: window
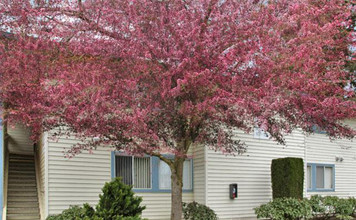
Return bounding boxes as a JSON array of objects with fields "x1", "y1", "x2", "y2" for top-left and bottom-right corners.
[
  {"x1": 311, "y1": 125, "x2": 327, "y2": 134},
  {"x1": 159, "y1": 160, "x2": 192, "y2": 190},
  {"x1": 115, "y1": 155, "x2": 151, "y2": 189},
  {"x1": 307, "y1": 163, "x2": 335, "y2": 192},
  {"x1": 253, "y1": 127, "x2": 270, "y2": 139},
  {"x1": 112, "y1": 153, "x2": 193, "y2": 192}
]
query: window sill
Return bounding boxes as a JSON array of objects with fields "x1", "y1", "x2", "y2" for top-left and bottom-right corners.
[
  {"x1": 307, "y1": 189, "x2": 335, "y2": 192},
  {"x1": 133, "y1": 189, "x2": 193, "y2": 193}
]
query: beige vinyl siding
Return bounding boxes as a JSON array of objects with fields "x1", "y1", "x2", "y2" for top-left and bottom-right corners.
[
  {"x1": 7, "y1": 124, "x2": 33, "y2": 155},
  {"x1": 47, "y1": 133, "x2": 111, "y2": 215},
  {"x1": 306, "y1": 120, "x2": 356, "y2": 198},
  {"x1": 136, "y1": 193, "x2": 193, "y2": 220},
  {"x1": 206, "y1": 129, "x2": 306, "y2": 219},
  {"x1": 46, "y1": 132, "x2": 194, "y2": 219},
  {"x1": 192, "y1": 145, "x2": 206, "y2": 204}
]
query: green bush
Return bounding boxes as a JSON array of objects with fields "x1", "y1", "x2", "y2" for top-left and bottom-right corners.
[
  {"x1": 182, "y1": 201, "x2": 217, "y2": 220},
  {"x1": 255, "y1": 196, "x2": 356, "y2": 220},
  {"x1": 46, "y1": 178, "x2": 146, "y2": 220},
  {"x1": 271, "y1": 157, "x2": 304, "y2": 199},
  {"x1": 309, "y1": 195, "x2": 355, "y2": 219},
  {"x1": 95, "y1": 177, "x2": 146, "y2": 219},
  {"x1": 254, "y1": 197, "x2": 312, "y2": 220},
  {"x1": 349, "y1": 197, "x2": 356, "y2": 216},
  {"x1": 46, "y1": 204, "x2": 95, "y2": 220}
]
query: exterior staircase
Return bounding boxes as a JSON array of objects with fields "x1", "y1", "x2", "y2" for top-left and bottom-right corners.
[{"x1": 7, "y1": 154, "x2": 40, "y2": 220}]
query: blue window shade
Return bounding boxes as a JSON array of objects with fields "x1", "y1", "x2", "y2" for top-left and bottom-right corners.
[
  {"x1": 311, "y1": 125, "x2": 327, "y2": 134},
  {"x1": 307, "y1": 163, "x2": 335, "y2": 192},
  {"x1": 111, "y1": 152, "x2": 193, "y2": 193}
]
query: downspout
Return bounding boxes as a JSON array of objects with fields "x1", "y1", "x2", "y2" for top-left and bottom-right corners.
[
  {"x1": 204, "y1": 146, "x2": 208, "y2": 206},
  {"x1": 304, "y1": 131, "x2": 307, "y2": 198},
  {"x1": 44, "y1": 132, "x2": 49, "y2": 218},
  {"x1": 0, "y1": 118, "x2": 4, "y2": 219}
]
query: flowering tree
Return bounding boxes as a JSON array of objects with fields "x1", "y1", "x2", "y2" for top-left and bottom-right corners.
[{"x1": 1, "y1": 0, "x2": 355, "y2": 219}]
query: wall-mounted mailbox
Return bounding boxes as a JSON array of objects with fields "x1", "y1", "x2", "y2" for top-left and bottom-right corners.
[{"x1": 229, "y1": 183, "x2": 238, "y2": 199}]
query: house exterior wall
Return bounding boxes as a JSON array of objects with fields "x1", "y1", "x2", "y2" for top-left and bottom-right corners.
[
  {"x1": 305, "y1": 120, "x2": 356, "y2": 198},
  {"x1": 192, "y1": 145, "x2": 206, "y2": 205},
  {"x1": 7, "y1": 124, "x2": 33, "y2": 155},
  {"x1": 205, "y1": 120, "x2": 356, "y2": 220},
  {"x1": 32, "y1": 120, "x2": 356, "y2": 220},
  {"x1": 206, "y1": 129, "x2": 306, "y2": 219},
  {"x1": 46, "y1": 133, "x2": 111, "y2": 215},
  {"x1": 45, "y1": 132, "x2": 194, "y2": 219}
]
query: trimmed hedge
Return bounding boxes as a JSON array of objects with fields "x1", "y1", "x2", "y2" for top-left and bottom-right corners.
[{"x1": 271, "y1": 157, "x2": 304, "y2": 199}]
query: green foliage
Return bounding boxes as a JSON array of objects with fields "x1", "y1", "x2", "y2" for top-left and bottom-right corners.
[
  {"x1": 254, "y1": 197, "x2": 312, "y2": 220},
  {"x1": 271, "y1": 157, "x2": 304, "y2": 199},
  {"x1": 309, "y1": 195, "x2": 355, "y2": 219},
  {"x1": 255, "y1": 195, "x2": 356, "y2": 220},
  {"x1": 308, "y1": 195, "x2": 326, "y2": 216},
  {"x1": 95, "y1": 177, "x2": 145, "y2": 219},
  {"x1": 348, "y1": 197, "x2": 356, "y2": 215},
  {"x1": 46, "y1": 178, "x2": 146, "y2": 220},
  {"x1": 182, "y1": 201, "x2": 218, "y2": 220},
  {"x1": 46, "y1": 204, "x2": 95, "y2": 220}
]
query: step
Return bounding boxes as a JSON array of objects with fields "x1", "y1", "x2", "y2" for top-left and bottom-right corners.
[
  {"x1": 8, "y1": 168, "x2": 35, "y2": 173},
  {"x1": 9, "y1": 163, "x2": 35, "y2": 167},
  {"x1": 8, "y1": 175, "x2": 36, "y2": 179},
  {"x1": 9, "y1": 155, "x2": 34, "y2": 159},
  {"x1": 9, "y1": 155, "x2": 34, "y2": 160},
  {"x1": 9, "y1": 170, "x2": 36, "y2": 175},
  {"x1": 9, "y1": 161, "x2": 35, "y2": 166},
  {"x1": 7, "y1": 202, "x2": 39, "y2": 208},
  {"x1": 8, "y1": 173, "x2": 36, "y2": 177},
  {"x1": 8, "y1": 188, "x2": 37, "y2": 193},
  {"x1": 8, "y1": 183, "x2": 36, "y2": 187},
  {"x1": 7, "y1": 214, "x2": 40, "y2": 220},
  {"x1": 7, "y1": 207, "x2": 39, "y2": 214},
  {"x1": 8, "y1": 197, "x2": 38, "y2": 202},
  {"x1": 8, "y1": 179, "x2": 36, "y2": 184},
  {"x1": 9, "y1": 159, "x2": 35, "y2": 163},
  {"x1": 10, "y1": 154, "x2": 34, "y2": 157},
  {"x1": 9, "y1": 157, "x2": 34, "y2": 161},
  {"x1": 7, "y1": 191, "x2": 38, "y2": 197}
]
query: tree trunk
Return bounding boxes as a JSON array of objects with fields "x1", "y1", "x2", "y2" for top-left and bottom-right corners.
[{"x1": 170, "y1": 158, "x2": 184, "y2": 220}]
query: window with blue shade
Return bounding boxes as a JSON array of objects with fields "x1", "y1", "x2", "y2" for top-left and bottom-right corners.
[
  {"x1": 311, "y1": 125, "x2": 327, "y2": 134},
  {"x1": 307, "y1": 163, "x2": 335, "y2": 192},
  {"x1": 111, "y1": 152, "x2": 193, "y2": 193}
]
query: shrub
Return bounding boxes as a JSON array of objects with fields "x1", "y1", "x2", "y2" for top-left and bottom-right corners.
[
  {"x1": 182, "y1": 201, "x2": 218, "y2": 220},
  {"x1": 349, "y1": 197, "x2": 356, "y2": 216},
  {"x1": 255, "y1": 196, "x2": 356, "y2": 220},
  {"x1": 95, "y1": 177, "x2": 146, "y2": 219},
  {"x1": 46, "y1": 178, "x2": 146, "y2": 220},
  {"x1": 308, "y1": 195, "x2": 326, "y2": 217},
  {"x1": 254, "y1": 197, "x2": 312, "y2": 220},
  {"x1": 271, "y1": 157, "x2": 304, "y2": 199},
  {"x1": 46, "y1": 204, "x2": 95, "y2": 220}
]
